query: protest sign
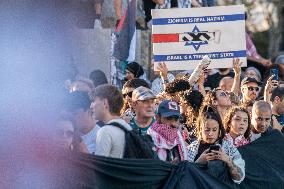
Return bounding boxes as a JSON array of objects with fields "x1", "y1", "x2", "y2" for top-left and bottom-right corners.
[{"x1": 152, "y1": 5, "x2": 246, "y2": 71}]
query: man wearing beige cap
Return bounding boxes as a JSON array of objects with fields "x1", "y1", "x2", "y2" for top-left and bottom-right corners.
[{"x1": 130, "y1": 86, "x2": 156, "y2": 135}]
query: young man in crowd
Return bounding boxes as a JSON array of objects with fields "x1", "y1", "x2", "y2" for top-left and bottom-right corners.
[
  {"x1": 271, "y1": 87, "x2": 284, "y2": 131},
  {"x1": 91, "y1": 84, "x2": 132, "y2": 158},
  {"x1": 250, "y1": 100, "x2": 273, "y2": 142},
  {"x1": 130, "y1": 86, "x2": 156, "y2": 135},
  {"x1": 66, "y1": 91, "x2": 100, "y2": 154},
  {"x1": 241, "y1": 77, "x2": 262, "y2": 104}
]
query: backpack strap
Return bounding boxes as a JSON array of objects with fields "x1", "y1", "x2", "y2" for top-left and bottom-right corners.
[{"x1": 108, "y1": 122, "x2": 129, "y2": 133}]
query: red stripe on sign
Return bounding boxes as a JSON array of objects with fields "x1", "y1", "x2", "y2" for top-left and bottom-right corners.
[{"x1": 152, "y1": 34, "x2": 179, "y2": 43}]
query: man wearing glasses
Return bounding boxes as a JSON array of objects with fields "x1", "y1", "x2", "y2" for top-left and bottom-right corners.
[
  {"x1": 250, "y1": 101, "x2": 273, "y2": 142},
  {"x1": 121, "y1": 79, "x2": 150, "y2": 123},
  {"x1": 241, "y1": 77, "x2": 262, "y2": 104}
]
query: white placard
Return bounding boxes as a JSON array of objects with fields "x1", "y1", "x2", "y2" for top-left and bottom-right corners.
[{"x1": 152, "y1": 5, "x2": 247, "y2": 71}]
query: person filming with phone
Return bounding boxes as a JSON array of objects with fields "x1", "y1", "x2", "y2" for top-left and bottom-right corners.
[
  {"x1": 263, "y1": 69, "x2": 284, "y2": 133},
  {"x1": 187, "y1": 105, "x2": 245, "y2": 184},
  {"x1": 269, "y1": 87, "x2": 284, "y2": 133}
]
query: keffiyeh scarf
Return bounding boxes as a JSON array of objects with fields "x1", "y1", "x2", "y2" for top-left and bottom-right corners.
[{"x1": 148, "y1": 122, "x2": 188, "y2": 161}]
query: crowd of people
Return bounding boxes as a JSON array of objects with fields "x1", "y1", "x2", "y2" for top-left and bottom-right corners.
[
  {"x1": 53, "y1": 50, "x2": 284, "y2": 185},
  {"x1": 47, "y1": 0, "x2": 284, "y2": 186},
  {"x1": 2, "y1": 1, "x2": 284, "y2": 188}
]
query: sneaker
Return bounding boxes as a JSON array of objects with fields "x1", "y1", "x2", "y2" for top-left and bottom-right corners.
[{"x1": 94, "y1": 19, "x2": 102, "y2": 29}]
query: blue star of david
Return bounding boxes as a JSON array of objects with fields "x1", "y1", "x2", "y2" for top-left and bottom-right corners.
[{"x1": 184, "y1": 25, "x2": 208, "y2": 51}]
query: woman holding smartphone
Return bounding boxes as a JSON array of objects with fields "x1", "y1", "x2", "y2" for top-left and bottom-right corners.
[{"x1": 187, "y1": 106, "x2": 245, "y2": 184}]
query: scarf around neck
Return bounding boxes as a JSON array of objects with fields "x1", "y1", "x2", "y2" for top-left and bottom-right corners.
[{"x1": 149, "y1": 122, "x2": 188, "y2": 161}]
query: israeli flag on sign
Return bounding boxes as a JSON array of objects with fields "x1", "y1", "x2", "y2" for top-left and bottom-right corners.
[{"x1": 152, "y1": 5, "x2": 246, "y2": 71}]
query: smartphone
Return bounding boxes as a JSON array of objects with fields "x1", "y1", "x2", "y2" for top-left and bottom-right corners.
[
  {"x1": 270, "y1": 68, "x2": 279, "y2": 81},
  {"x1": 209, "y1": 145, "x2": 220, "y2": 153}
]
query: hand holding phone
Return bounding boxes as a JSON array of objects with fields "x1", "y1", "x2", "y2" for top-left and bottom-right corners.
[
  {"x1": 208, "y1": 144, "x2": 220, "y2": 153},
  {"x1": 270, "y1": 68, "x2": 279, "y2": 81}
]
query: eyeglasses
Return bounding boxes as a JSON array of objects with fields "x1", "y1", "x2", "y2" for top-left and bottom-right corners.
[
  {"x1": 247, "y1": 86, "x2": 260, "y2": 92},
  {"x1": 123, "y1": 91, "x2": 133, "y2": 98},
  {"x1": 56, "y1": 130, "x2": 74, "y2": 138}
]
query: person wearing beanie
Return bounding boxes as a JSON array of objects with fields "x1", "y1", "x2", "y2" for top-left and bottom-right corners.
[{"x1": 125, "y1": 62, "x2": 145, "y2": 81}]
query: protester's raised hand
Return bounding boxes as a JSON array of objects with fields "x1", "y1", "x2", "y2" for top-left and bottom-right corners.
[
  {"x1": 233, "y1": 58, "x2": 243, "y2": 75},
  {"x1": 272, "y1": 116, "x2": 283, "y2": 132},
  {"x1": 188, "y1": 55, "x2": 211, "y2": 86},
  {"x1": 264, "y1": 75, "x2": 275, "y2": 103},
  {"x1": 197, "y1": 71, "x2": 205, "y2": 85},
  {"x1": 266, "y1": 75, "x2": 273, "y2": 89},
  {"x1": 157, "y1": 62, "x2": 168, "y2": 80},
  {"x1": 265, "y1": 75, "x2": 278, "y2": 95},
  {"x1": 201, "y1": 55, "x2": 211, "y2": 70}
]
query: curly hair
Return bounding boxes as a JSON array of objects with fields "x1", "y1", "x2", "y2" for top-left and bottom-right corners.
[
  {"x1": 202, "y1": 87, "x2": 221, "y2": 108},
  {"x1": 165, "y1": 77, "x2": 191, "y2": 94},
  {"x1": 195, "y1": 105, "x2": 225, "y2": 142},
  {"x1": 180, "y1": 90, "x2": 204, "y2": 127},
  {"x1": 123, "y1": 78, "x2": 150, "y2": 90},
  {"x1": 182, "y1": 90, "x2": 204, "y2": 112},
  {"x1": 223, "y1": 106, "x2": 251, "y2": 139}
]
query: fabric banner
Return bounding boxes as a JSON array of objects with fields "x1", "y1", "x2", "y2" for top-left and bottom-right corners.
[
  {"x1": 238, "y1": 130, "x2": 284, "y2": 189},
  {"x1": 113, "y1": 0, "x2": 136, "y2": 61},
  {"x1": 63, "y1": 130, "x2": 284, "y2": 189},
  {"x1": 111, "y1": 0, "x2": 136, "y2": 86},
  {"x1": 152, "y1": 5, "x2": 247, "y2": 71}
]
